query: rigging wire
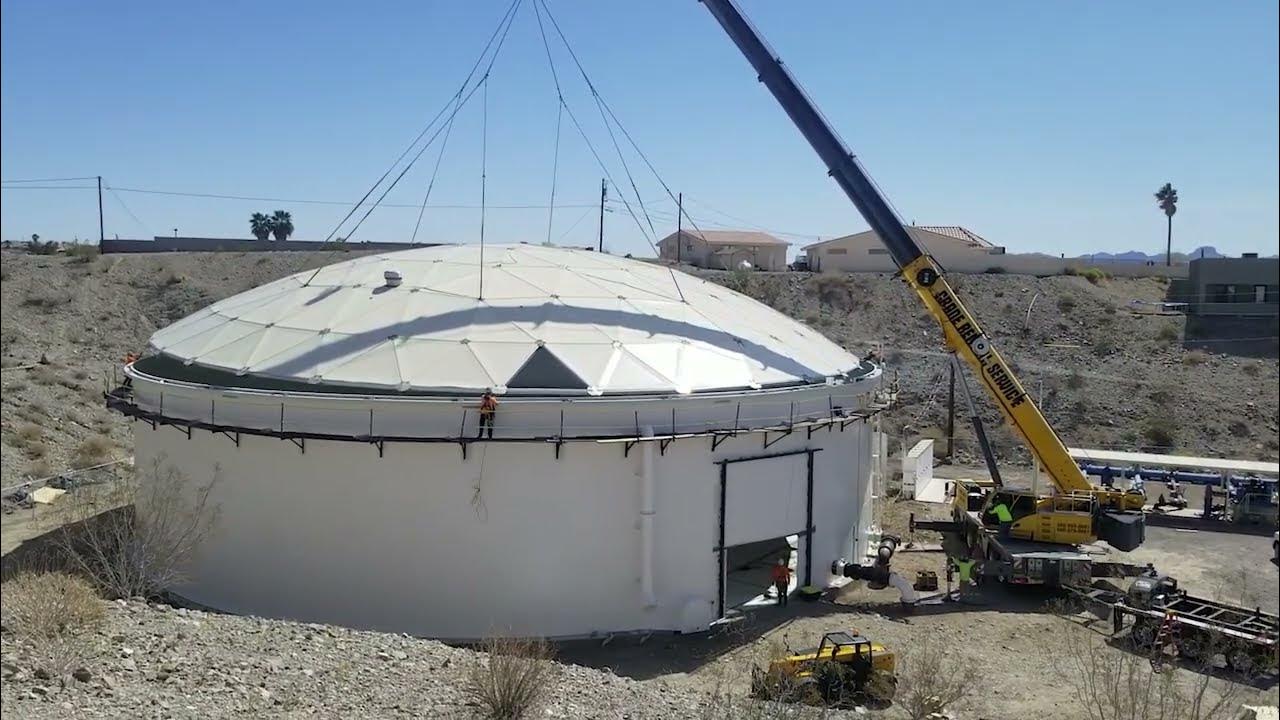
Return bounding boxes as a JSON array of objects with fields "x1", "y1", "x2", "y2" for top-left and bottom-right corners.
[
  {"x1": 410, "y1": 94, "x2": 463, "y2": 244},
  {"x1": 479, "y1": 75, "x2": 489, "y2": 301},
  {"x1": 544, "y1": 100, "x2": 563, "y2": 246},
  {"x1": 320, "y1": 0, "x2": 524, "y2": 246},
  {"x1": 105, "y1": 185, "x2": 591, "y2": 209},
  {"x1": 105, "y1": 183, "x2": 151, "y2": 236},
  {"x1": 530, "y1": 9, "x2": 653, "y2": 252}
]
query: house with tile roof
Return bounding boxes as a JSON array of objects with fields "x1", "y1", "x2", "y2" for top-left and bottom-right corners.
[{"x1": 658, "y1": 229, "x2": 790, "y2": 271}]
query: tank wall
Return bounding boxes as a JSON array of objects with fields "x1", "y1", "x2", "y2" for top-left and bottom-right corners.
[{"x1": 134, "y1": 410, "x2": 875, "y2": 638}]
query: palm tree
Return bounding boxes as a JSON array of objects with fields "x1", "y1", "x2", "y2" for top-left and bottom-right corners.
[
  {"x1": 1154, "y1": 183, "x2": 1178, "y2": 266},
  {"x1": 249, "y1": 212, "x2": 272, "y2": 241},
  {"x1": 269, "y1": 210, "x2": 294, "y2": 242}
]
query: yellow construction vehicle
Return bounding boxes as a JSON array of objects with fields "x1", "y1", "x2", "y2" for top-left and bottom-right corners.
[
  {"x1": 752, "y1": 631, "x2": 896, "y2": 707},
  {"x1": 700, "y1": 0, "x2": 1147, "y2": 586}
]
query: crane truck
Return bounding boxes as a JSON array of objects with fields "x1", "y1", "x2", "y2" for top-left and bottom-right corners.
[
  {"x1": 696, "y1": 0, "x2": 1145, "y2": 590},
  {"x1": 696, "y1": 0, "x2": 1279, "y2": 674}
]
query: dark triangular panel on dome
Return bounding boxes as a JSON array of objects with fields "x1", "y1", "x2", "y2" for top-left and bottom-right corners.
[{"x1": 505, "y1": 346, "x2": 588, "y2": 390}]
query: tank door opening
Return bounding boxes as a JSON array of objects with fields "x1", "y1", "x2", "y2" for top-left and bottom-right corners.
[
  {"x1": 715, "y1": 448, "x2": 817, "y2": 620},
  {"x1": 722, "y1": 535, "x2": 799, "y2": 613}
]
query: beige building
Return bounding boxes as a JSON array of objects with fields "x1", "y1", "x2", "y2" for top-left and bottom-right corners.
[
  {"x1": 804, "y1": 226, "x2": 1006, "y2": 273},
  {"x1": 657, "y1": 230, "x2": 789, "y2": 271}
]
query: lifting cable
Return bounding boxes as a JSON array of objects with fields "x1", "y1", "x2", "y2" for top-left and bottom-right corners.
[
  {"x1": 533, "y1": 1, "x2": 566, "y2": 248},
  {"x1": 544, "y1": 102, "x2": 563, "y2": 246},
  {"x1": 478, "y1": 75, "x2": 489, "y2": 301},
  {"x1": 533, "y1": 0, "x2": 687, "y2": 301},
  {"x1": 529, "y1": 4, "x2": 652, "y2": 250},
  {"x1": 303, "y1": 0, "x2": 522, "y2": 286},
  {"x1": 410, "y1": 94, "x2": 463, "y2": 245}
]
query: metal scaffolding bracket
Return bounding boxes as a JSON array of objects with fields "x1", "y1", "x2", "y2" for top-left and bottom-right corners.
[
  {"x1": 711, "y1": 431, "x2": 736, "y2": 451},
  {"x1": 762, "y1": 427, "x2": 792, "y2": 449},
  {"x1": 374, "y1": 439, "x2": 385, "y2": 458},
  {"x1": 659, "y1": 437, "x2": 675, "y2": 455},
  {"x1": 553, "y1": 437, "x2": 564, "y2": 459},
  {"x1": 216, "y1": 429, "x2": 240, "y2": 448},
  {"x1": 623, "y1": 440, "x2": 639, "y2": 458},
  {"x1": 168, "y1": 422, "x2": 191, "y2": 440},
  {"x1": 288, "y1": 437, "x2": 305, "y2": 453},
  {"x1": 458, "y1": 440, "x2": 469, "y2": 461}
]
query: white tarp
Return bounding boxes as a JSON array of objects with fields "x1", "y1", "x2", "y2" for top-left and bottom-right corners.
[{"x1": 149, "y1": 244, "x2": 860, "y2": 396}]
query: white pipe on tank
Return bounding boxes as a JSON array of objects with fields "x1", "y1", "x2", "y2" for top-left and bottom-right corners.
[{"x1": 640, "y1": 425, "x2": 657, "y2": 608}]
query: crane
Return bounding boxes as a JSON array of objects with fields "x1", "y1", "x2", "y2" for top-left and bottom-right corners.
[{"x1": 698, "y1": 0, "x2": 1146, "y2": 573}]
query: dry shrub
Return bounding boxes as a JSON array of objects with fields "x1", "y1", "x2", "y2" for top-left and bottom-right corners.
[
  {"x1": 1143, "y1": 419, "x2": 1177, "y2": 450},
  {"x1": 896, "y1": 641, "x2": 975, "y2": 720},
  {"x1": 26, "y1": 442, "x2": 49, "y2": 459},
  {"x1": 30, "y1": 365, "x2": 60, "y2": 386},
  {"x1": 16, "y1": 423, "x2": 44, "y2": 443},
  {"x1": 64, "y1": 244, "x2": 99, "y2": 263},
  {"x1": 1060, "y1": 621, "x2": 1249, "y2": 720},
  {"x1": 809, "y1": 274, "x2": 857, "y2": 312},
  {"x1": 1156, "y1": 325, "x2": 1180, "y2": 343},
  {"x1": 28, "y1": 458, "x2": 54, "y2": 479},
  {"x1": 0, "y1": 572, "x2": 105, "y2": 679},
  {"x1": 1183, "y1": 350, "x2": 1208, "y2": 366},
  {"x1": 1241, "y1": 362, "x2": 1262, "y2": 377},
  {"x1": 72, "y1": 434, "x2": 114, "y2": 468},
  {"x1": 53, "y1": 457, "x2": 221, "y2": 600},
  {"x1": 465, "y1": 636, "x2": 558, "y2": 720}
]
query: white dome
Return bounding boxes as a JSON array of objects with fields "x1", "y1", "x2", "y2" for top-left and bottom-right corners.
[{"x1": 148, "y1": 244, "x2": 860, "y2": 395}]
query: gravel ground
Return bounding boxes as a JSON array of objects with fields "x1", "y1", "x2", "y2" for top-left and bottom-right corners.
[{"x1": 1, "y1": 599, "x2": 800, "y2": 720}]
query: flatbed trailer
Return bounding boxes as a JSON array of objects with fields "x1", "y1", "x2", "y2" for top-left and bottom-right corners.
[
  {"x1": 911, "y1": 511, "x2": 1149, "y2": 588},
  {"x1": 1070, "y1": 576, "x2": 1279, "y2": 673}
]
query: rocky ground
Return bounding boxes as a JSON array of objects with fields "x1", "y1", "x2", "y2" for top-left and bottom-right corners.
[{"x1": 0, "y1": 598, "x2": 758, "y2": 720}]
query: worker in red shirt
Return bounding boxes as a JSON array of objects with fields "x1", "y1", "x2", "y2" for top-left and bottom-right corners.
[
  {"x1": 477, "y1": 390, "x2": 498, "y2": 439},
  {"x1": 770, "y1": 557, "x2": 792, "y2": 607}
]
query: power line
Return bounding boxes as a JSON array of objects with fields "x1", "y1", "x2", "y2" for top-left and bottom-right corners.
[
  {"x1": 0, "y1": 176, "x2": 98, "y2": 184},
  {"x1": 1, "y1": 185, "x2": 96, "y2": 190}
]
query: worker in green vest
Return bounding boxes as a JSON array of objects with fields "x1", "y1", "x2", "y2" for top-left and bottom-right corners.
[
  {"x1": 952, "y1": 555, "x2": 978, "y2": 603},
  {"x1": 991, "y1": 501, "x2": 1014, "y2": 540}
]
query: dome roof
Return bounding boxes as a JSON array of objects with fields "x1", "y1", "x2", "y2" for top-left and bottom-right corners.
[{"x1": 148, "y1": 244, "x2": 861, "y2": 395}]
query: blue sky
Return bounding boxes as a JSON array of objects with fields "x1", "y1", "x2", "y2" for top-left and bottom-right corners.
[{"x1": 2, "y1": 0, "x2": 1277, "y2": 258}]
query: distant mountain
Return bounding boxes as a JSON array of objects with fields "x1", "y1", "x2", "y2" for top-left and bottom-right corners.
[{"x1": 1073, "y1": 246, "x2": 1230, "y2": 262}]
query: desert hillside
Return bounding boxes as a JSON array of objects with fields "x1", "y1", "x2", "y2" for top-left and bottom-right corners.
[{"x1": 1, "y1": 249, "x2": 1277, "y2": 487}]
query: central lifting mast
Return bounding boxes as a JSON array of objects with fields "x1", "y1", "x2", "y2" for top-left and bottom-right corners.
[{"x1": 696, "y1": 0, "x2": 1142, "y2": 516}]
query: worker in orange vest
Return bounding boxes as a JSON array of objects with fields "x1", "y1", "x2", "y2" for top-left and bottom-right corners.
[
  {"x1": 770, "y1": 557, "x2": 792, "y2": 607},
  {"x1": 122, "y1": 351, "x2": 140, "y2": 388},
  {"x1": 477, "y1": 390, "x2": 498, "y2": 439}
]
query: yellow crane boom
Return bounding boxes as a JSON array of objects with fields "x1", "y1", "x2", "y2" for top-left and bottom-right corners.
[{"x1": 699, "y1": 0, "x2": 1140, "y2": 513}]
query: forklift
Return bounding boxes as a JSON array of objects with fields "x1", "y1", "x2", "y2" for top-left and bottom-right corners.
[{"x1": 752, "y1": 631, "x2": 896, "y2": 707}]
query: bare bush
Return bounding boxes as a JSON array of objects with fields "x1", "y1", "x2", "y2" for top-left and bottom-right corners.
[
  {"x1": 465, "y1": 636, "x2": 559, "y2": 720},
  {"x1": 0, "y1": 572, "x2": 105, "y2": 679},
  {"x1": 1061, "y1": 622, "x2": 1249, "y2": 720},
  {"x1": 53, "y1": 457, "x2": 220, "y2": 600},
  {"x1": 896, "y1": 641, "x2": 975, "y2": 720},
  {"x1": 16, "y1": 422, "x2": 44, "y2": 444},
  {"x1": 1183, "y1": 350, "x2": 1208, "y2": 366},
  {"x1": 1155, "y1": 325, "x2": 1180, "y2": 343},
  {"x1": 71, "y1": 434, "x2": 113, "y2": 468}
]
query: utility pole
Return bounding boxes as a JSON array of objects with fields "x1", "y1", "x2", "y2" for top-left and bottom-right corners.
[
  {"x1": 945, "y1": 361, "x2": 956, "y2": 463},
  {"x1": 597, "y1": 178, "x2": 607, "y2": 253},
  {"x1": 676, "y1": 192, "x2": 683, "y2": 263},
  {"x1": 96, "y1": 176, "x2": 105, "y2": 247}
]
